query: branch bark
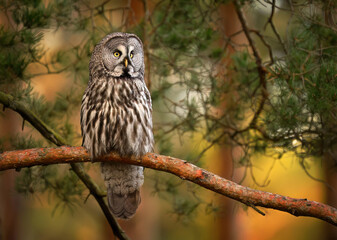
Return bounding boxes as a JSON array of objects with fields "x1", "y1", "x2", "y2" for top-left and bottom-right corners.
[
  {"x1": 1, "y1": 146, "x2": 337, "y2": 227},
  {"x1": 0, "y1": 91, "x2": 129, "y2": 240}
]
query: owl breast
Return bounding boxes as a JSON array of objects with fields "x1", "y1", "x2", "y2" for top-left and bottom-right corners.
[{"x1": 81, "y1": 75, "x2": 153, "y2": 159}]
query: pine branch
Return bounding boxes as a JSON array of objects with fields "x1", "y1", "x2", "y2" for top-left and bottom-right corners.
[
  {"x1": 233, "y1": 0, "x2": 268, "y2": 130},
  {"x1": 0, "y1": 91, "x2": 129, "y2": 240},
  {"x1": 1, "y1": 146, "x2": 337, "y2": 227}
]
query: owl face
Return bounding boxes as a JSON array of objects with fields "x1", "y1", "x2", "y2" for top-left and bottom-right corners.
[{"x1": 101, "y1": 34, "x2": 144, "y2": 78}]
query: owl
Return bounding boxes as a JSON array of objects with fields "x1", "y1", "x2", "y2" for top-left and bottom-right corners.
[{"x1": 80, "y1": 32, "x2": 154, "y2": 219}]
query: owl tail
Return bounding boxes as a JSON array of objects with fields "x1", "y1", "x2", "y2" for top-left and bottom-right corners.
[
  {"x1": 107, "y1": 188, "x2": 141, "y2": 219},
  {"x1": 101, "y1": 162, "x2": 144, "y2": 219}
]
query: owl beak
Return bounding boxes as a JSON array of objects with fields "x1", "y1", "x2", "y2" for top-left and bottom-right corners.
[{"x1": 124, "y1": 58, "x2": 128, "y2": 68}]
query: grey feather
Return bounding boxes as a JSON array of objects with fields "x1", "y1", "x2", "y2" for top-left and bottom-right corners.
[{"x1": 80, "y1": 32, "x2": 153, "y2": 219}]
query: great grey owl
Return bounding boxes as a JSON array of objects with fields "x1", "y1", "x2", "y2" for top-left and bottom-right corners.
[{"x1": 80, "y1": 32, "x2": 154, "y2": 219}]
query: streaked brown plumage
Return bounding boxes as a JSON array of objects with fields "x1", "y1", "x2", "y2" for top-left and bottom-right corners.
[{"x1": 80, "y1": 32, "x2": 153, "y2": 219}]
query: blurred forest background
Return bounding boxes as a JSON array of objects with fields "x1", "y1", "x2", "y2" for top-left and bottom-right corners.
[{"x1": 0, "y1": 0, "x2": 336, "y2": 239}]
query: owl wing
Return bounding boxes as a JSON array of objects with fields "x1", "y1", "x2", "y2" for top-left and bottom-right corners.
[{"x1": 144, "y1": 87, "x2": 152, "y2": 111}]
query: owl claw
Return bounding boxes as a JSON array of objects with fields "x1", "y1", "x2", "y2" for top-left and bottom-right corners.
[{"x1": 90, "y1": 157, "x2": 96, "y2": 163}]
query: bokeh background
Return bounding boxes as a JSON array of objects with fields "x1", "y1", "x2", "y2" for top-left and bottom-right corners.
[{"x1": 0, "y1": 1, "x2": 336, "y2": 240}]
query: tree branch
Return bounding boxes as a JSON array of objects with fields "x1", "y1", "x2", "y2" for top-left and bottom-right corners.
[
  {"x1": 233, "y1": 0, "x2": 268, "y2": 130},
  {"x1": 1, "y1": 146, "x2": 337, "y2": 227},
  {"x1": 0, "y1": 91, "x2": 129, "y2": 240}
]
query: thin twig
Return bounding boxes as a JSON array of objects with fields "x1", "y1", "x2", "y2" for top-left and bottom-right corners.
[
  {"x1": 249, "y1": 29, "x2": 274, "y2": 65},
  {"x1": 232, "y1": 0, "x2": 268, "y2": 134},
  {"x1": 263, "y1": 0, "x2": 288, "y2": 54}
]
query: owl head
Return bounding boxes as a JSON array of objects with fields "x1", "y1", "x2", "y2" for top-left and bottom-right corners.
[{"x1": 90, "y1": 32, "x2": 145, "y2": 79}]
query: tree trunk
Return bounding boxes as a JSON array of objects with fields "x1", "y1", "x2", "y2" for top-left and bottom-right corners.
[
  {"x1": 215, "y1": 3, "x2": 248, "y2": 240},
  {"x1": 0, "y1": 110, "x2": 21, "y2": 240},
  {"x1": 325, "y1": 152, "x2": 337, "y2": 240}
]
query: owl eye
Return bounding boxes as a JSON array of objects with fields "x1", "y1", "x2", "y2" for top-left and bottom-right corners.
[
  {"x1": 113, "y1": 51, "x2": 120, "y2": 58},
  {"x1": 130, "y1": 51, "x2": 134, "y2": 59}
]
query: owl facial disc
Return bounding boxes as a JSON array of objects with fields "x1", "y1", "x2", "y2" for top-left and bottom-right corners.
[{"x1": 102, "y1": 38, "x2": 143, "y2": 78}]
